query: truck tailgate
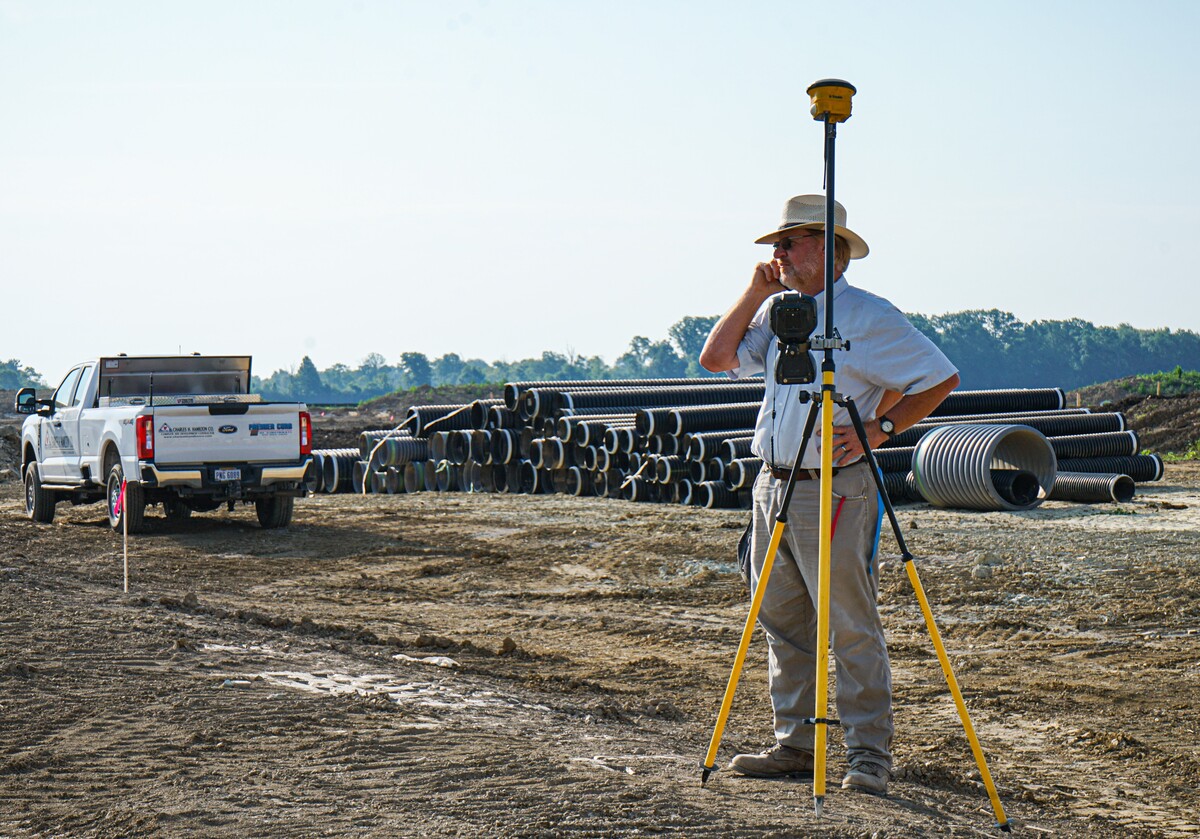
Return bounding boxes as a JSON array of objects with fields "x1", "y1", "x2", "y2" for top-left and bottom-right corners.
[{"x1": 150, "y1": 404, "x2": 302, "y2": 464}]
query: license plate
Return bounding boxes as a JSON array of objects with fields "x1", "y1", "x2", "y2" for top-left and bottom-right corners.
[{"x1": 214, "y1": 468, "x2": 242, "y2": 482}]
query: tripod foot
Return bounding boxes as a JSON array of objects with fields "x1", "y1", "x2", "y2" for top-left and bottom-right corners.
[{"x1": 813, "y1": 795, "x2": 825, "y2": 818}]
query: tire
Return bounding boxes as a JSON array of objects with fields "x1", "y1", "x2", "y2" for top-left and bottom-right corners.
[
  {"x1": 25, "y1": 463, "x2": 57, "y2": 524},
  {"x1": 255, "y1": 495, "x2": 294, "y2": 529},
  {"x1": 107, "y1": 463, "x2": 145, "y2": 534},
  {"x1": 162, "y1": 498, "x2": 193, "y2": 521}
]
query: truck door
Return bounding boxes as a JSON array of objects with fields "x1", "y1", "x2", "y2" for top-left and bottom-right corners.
[{"x1": 40, "y1": 366, "x2": 85, "y2": 481}]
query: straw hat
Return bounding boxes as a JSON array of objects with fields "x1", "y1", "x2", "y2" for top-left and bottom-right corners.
[{"x1": 754, "y1": 194, "x2": 869, "y2": 259}]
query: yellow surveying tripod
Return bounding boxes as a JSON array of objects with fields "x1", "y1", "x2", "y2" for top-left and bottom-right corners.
[{"x1": 698, "y1": 79, "x2": 1010, "y2": 831}]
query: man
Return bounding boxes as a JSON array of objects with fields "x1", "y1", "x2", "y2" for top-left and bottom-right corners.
[{"x1": 699, "y1": 194, "x2": 959, "y2": 795}]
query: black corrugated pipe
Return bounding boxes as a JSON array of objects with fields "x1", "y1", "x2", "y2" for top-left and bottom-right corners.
[
  {"x1": 429, "y1": 431, "x2": 450, "y2": 462},
  {"x1": 518, "y1": 427, "x2": 537, "y2": 459},
  {"x1": 652, "y1": 435, "x2": 681, "y2": 456},
  {"x1": 676, "y1": 478, "x2": 694, "y2": 505},
  {"x1": 517, "y1": 460, "x2": 540, "y2": 494},
  {"x1": 875, "y1": 447, "x2": 917, "y2": 474},
  {"x1": 1057, "y1": 455, "x2": 1163, "y2": 482},
  {"x1": 503, "y1": 461, "x2": 523, "y2": 494},
  {"x1": 527, "y1": 382, "x2": 765, "y2": 421},
  {"x1": 558, "y1": 416, "x2": 635, "y2": 445},
  {"x1": 403, "y1": 461, "x2": 425, "y2": 493},
  {"x1": 930, "y1": 387, "x2": 1065, "y2": 416},
  {"x1": 385, "y1": 468, "x2": 403, "y2": 494},
  {"x1": 684, "y1": 430, "x2": 753, "y2": 462},
  {"x1": 486, "y1": 405, "x2": 523, "y2": 430},
  {"x1": 725, "y1": 457, "x2": 765, "y2": 489},
  {"x1": 469, "y1": 430, "x2": 493, "y2": 464},
  {"x1": 697, "y1": 481, "x2": 740, "y2": 509},
  {"x1": 566, "y1": 466, "x2": 593, "y2": 497},
  {"x1": 991, "y1": 469, "x2": 1041, "y2": 507},
  {"x1": 407, "y1": 404, "x2": 473, "y2": 438},
  {"x1": 1049, "y1": 472, "x2": 1136, "y2": 503},
  {"x1": 352, "y1": 460, "x2": 369, "y2": 494},
  {"x1": 921, "y1": 408, "x2": 1089, "y2": 425},
  {"x1": 304, "y1": 456, "x2": 323, "y2": 494},
  {"x1": 882, "y1": 471, "x2": 923, "y2": 504},
  {"x1": 670, "y1": 402, "x2": 763, "y2": 436},
  {"x1": 623, "y1": 477, "x2": 658, "y2": 503},
  {"x1": 655, "y1": 456, "x2": 686, "y2": 483},
  {"x1": 689, "y1": 460, "x2": 711, "y2": 483},
  {"x1": 491, "y1": 429, "x2": 519, "y2": 464},
  {"x1": 437, "y1": 461, "x2": 464, "y2": 492},
  {"x1": 504, "y1": 376, "x2": 762, "y2": 411},
  {"x1": 374, "y1": 436, "x2": 430, "y2": 467},
  {"x1": 1050, "y1": 431, "x2": 1139, "y2": 460},
  {"x1": 359, "y1": 429, "x2": 411, "y2": 459},
  {"x1": 423, "y1": 459, "x2": 440, "y2": 492},
  {"x1": 720, "y1": 437, "x2": 756, "y2": 463},
  {"x1": 468, "y1": 399, "x2": 504, "y2": 429},
  {"x1": 447, "y1": 430, "x2": 472, "y2": 465},
  {"x1": 636, "y1": 408, "x2": 676, "y2": 436},
  {"x1": 320, "y1": 449, "x2": 359, "y2": 493},
  {"x1": 707, "y1": 457, "x2": 726, "y2": 484},
  {"x1": 369, "y1": 470, "x2": 387, "y2": 494},
  {"x1": 888, "y1": 412, "x2": 1126, "y2": 450}
]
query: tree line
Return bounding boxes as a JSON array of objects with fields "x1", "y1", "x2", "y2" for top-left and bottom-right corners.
[{"x1": 6, "y1": 311, "x2": 1200, "y2": 402}]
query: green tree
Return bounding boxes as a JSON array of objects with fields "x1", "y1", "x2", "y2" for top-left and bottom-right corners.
[
  {"x1": 399, "y1": 352, "x2": 433, "y2": 388},
  {"x1": 0, "y1": 359, "x2": 45, "y2": 389},
  {"x1": 668, "y1": 315, "x2": 720, "y2": 376}
]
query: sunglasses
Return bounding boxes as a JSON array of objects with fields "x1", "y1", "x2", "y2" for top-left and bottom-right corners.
[{"x1": 772, "y1": 230, "x2": 823, "y2": 251}]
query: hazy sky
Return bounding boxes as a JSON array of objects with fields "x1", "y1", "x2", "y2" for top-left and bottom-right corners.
[{"x1": 3, "y1": 1, "x2": 1198, "y2": 381}]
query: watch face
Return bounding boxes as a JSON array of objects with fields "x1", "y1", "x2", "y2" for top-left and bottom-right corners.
[{"x1": 880, "y1": 418, "x2": 895, "y2": 434}]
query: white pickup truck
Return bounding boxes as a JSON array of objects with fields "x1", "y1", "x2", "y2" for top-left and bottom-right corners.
[{"x1": 15, "y1": 355, "x2": 312, "y2": 532}]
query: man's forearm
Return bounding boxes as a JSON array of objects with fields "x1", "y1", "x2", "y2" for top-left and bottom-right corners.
[
  {"x1": 882, "y1": 373, "x2": 961, "y2": 434},
  {"x1": 700, "y1": 290, "x2": 768, "y2": 373}
]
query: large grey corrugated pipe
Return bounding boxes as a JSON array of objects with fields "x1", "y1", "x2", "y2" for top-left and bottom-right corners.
[
  {"x1": 931, "y1": 387, "x2": 1065, "y2": 416},
  {"x1": 1057, "y1": 454, "x2": 1164, "y2": 482},
  {"x1": 913, "y1": 424, "x2": 1057, "y2": 511},
  {"x1": 875, "y1": 429, "x2": 1141, "y2": 475},
  {"x1": 888, "y1": 411, "x2": 1125, "y2": 449},
  {"x1": 1049, "y1": 472, "x2": 1136, "y2": 503},
  {"x1": 503, "y1": 376, "x2": 760, "y2": 411}
]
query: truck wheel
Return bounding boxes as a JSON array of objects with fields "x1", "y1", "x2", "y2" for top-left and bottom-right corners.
[
  {"x1": 162, "y1": 498, "x2": 192, "y2": 521},
  {"x1": 107, "y1": 463, "x2": 146, "y2": 534},
  {"x1": 25, "y1": 463, "x2": 57, "y2": 524},
  {"x1": 255, "y1": 495, "x2": 294, "y2": 529}
]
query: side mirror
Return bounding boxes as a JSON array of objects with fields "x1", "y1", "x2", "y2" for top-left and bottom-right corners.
[{"x1": 14, "y1": 387, "x2": 36, "y2": 415}]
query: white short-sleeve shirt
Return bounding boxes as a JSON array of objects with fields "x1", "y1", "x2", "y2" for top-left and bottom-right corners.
[{"x1": 729, "y1": 276, "x2": 958, "y2": 470}]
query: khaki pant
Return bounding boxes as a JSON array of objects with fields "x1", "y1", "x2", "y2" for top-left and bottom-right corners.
[{"x1": 749, "y1": 461, "x2": 892, "y2": 770}]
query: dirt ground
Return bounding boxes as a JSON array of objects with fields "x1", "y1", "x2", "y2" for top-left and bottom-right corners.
[{"x1": 3, "y1": 419, "x2": 1200, "y2": 837}]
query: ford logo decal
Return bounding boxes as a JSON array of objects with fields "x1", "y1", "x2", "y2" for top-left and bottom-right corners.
[{"x1": 218, "y1": 425, "x2": 238, "y2": 434}]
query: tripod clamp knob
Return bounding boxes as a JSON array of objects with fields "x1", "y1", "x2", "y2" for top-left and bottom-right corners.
[{"x1": 809, "y1": 337, "x2": 850, "y2": 351}]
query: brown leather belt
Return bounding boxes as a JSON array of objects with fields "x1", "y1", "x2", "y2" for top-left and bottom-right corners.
[{"x1": 765, "y1": 465, "x2": 840, "y2": 481}]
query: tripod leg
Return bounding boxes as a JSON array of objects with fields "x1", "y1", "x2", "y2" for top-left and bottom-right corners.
[
  {"x1": 699, "y1": 397, "x2": 820, "y2": 785},
  {"x1": 812, "y1": 379, "x2": 837, "y2": 815},
  {"x1": 844, "y1": 399, "x2": 1011, "y2": 832}
]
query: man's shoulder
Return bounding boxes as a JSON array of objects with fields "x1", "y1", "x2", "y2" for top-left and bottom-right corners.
[{"x1": 841, "y1": 283, "x2": 907, "y2": 324}]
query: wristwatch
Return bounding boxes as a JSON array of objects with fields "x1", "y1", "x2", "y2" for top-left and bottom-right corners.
[{"x1": 879, "y1": 415, "x2": 896, "y2": 438}]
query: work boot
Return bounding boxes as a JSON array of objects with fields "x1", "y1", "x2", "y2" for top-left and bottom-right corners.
[
  {"x1": 728, "y1": 744, "x2": 814, "y2": 778},
  {"x1": 841, "y1": 761, "x2": 890, "y2": 795}
]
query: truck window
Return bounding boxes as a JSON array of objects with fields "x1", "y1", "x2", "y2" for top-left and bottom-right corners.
[
  {"x1": 71, "y1": 365, "x2": 95, "y2": 407},
  {"x1": 53, "y1": 367, "x2": 84, "y2": 411}
]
